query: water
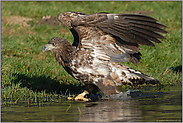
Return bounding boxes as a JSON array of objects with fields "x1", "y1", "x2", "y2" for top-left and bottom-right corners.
[{"x1": 1, "y1": 85, "x2": 182, "y2": 122}]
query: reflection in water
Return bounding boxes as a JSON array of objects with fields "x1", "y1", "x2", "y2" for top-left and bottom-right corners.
[
  {"x1": 78, "y1": 85, "x2": 182, "y2": 122},
  {"x1": 79, "y1": 100, "x2": 141, "y2": 122}
]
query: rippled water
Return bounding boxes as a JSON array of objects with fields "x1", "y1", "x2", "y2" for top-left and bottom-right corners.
[{"x1": 1, "y1": 85, "x2": 182, "y2": 122}]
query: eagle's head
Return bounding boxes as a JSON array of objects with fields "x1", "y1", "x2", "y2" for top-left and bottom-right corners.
[
  {"x1": 42, "y1": 37, "x2": 75, "y2": 64},
  {"x1": 57, "y1": 11, "x2": 86, "y2": 29},
  {"x1": 42, "y1": 37, "x2": 69, "y2": 54}
]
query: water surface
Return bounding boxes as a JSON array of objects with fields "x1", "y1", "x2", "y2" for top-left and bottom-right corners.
[{"x1": 1, "y1": 85, "x2": 182, "y2": 122}]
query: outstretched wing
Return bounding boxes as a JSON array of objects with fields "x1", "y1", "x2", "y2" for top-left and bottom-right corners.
[
  {"x1": 58, "y1": 12, "x2": 167, "y2": 64},
  {"x1": 72, "y1": 13, "x2": 167, "y2": 46},
  {"x1": 71, "y1": 13, "x2": 167, "y2": 64}
]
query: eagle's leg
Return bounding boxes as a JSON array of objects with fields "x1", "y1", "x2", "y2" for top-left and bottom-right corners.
[
  {"x1": 96, "y1": 78, "x2": 121, "y2": 96},
  {"x1": 85, "y1": 83, "x2": 99, "y2": 95}
]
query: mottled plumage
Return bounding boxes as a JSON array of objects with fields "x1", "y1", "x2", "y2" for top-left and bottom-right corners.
[{"x1": 42, "y1": 12, "x2": 167, "y2": 100}]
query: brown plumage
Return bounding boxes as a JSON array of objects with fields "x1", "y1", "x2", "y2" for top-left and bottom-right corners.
[{"x1": 42, "y1": 12, "x2": 167, "y2": 101}]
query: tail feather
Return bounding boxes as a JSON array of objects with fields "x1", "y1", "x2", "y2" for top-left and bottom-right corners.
[
  {"x1": 133, "y1": 72, "x2": 160, "y2": 84},
  {"x1": 109, "y1": 63, "x2": 160, "y2": 87},
  {"x1": 123, "y1": 67, "x2": 160, "y2": 87}
]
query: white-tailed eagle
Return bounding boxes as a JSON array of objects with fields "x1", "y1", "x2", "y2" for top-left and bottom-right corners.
[{"x1": 42, "y1": 12, "x2": 167, "y2": 101}]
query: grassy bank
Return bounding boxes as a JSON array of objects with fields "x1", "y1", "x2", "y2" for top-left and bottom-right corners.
[{"x1": 1, "y1": 1, "x2": 182, "y2": 106}]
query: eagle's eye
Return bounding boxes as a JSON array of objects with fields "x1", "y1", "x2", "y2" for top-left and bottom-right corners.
[{"x1": 52, "y1": 43, "x2": 56, "y2": 46}]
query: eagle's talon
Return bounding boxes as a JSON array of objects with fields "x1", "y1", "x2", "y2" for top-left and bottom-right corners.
[
  {"x1": 67, "y1": 96, "x2": 74, "y2": 101},
  {"x1": 74, "y1": 97, "x2": 91, "y2": 102},
  {"x1": 74, "y1": 90, "x2": 90, "y2": 102},
  {"x1": 67, "y1": 91, "x2": 92, "y2": 102}
]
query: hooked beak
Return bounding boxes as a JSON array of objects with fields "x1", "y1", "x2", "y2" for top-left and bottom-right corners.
[{"x1": 42, "y1": 44, "x2": 55, "y2": 53}]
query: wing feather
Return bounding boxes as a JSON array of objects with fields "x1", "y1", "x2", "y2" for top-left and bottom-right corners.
[
  {"x1": 71, "y1": 13, "x2": 167, "y2": 45},
  {"x1": 102, "y1": 26, "x2": 156, "y2": 46},
  {"x1": 96, "y1": 14, "x2": 167, "y2": 46},
  {"x1": 58, "y1": 12, "x2": 167, "y2": 64}
]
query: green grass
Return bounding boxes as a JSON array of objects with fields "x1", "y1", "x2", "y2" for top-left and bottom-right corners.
[{"x1": 1, "y1": 1, "x2": 182, "y2": 106}]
